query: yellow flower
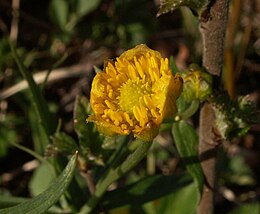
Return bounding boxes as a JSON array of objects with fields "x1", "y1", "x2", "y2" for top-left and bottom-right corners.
[{"x1": 87, "y1": 44, "x2": 183, "y2": 141}]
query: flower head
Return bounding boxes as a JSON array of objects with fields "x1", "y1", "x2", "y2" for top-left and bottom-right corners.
[{"x1": 87, "y1": 44, "x2": 182, "y2": 141}]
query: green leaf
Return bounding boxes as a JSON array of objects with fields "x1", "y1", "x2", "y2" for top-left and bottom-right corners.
[
  {"x1": 0, "y1": 197, "x2": 27, "y2": 209},
  {"x1": 29, "y1": 163, "x2": 54, "y2": 197},
  {"x1": 0, "y1": 152, "x2": 77, "y2": 214},
  {"x1": 9, "y1": 41, "x2": 55, "y2": 152},
  {"x1": 169, "y1": 56, "x2": 179, "y2": 75},
  {"x1": 156, "y1": 182, "x2": 197, "y2": 214},
  {"x1": 75, "y1": 0, "x2": 101, "y2": 16},
  {"x1": 101, "y1": 173, "x2": 192, "y2": 210},
  {"x1": 157, "y1": 0, "x2": 210, "y2": 17},
  {"x1": 172, "y1": 120, "x2": 204, "y2": 200},
  {"x1": 49, "y1": 0, "x2": 69, "y2": 30},
  {"x1": 0, "y1": 120, "x2": 17, "y2": 157},
  {"x1": 229, "y1": 203, "x2": 260, "y2": 214}
]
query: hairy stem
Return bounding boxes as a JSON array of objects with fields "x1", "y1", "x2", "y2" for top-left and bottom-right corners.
[
  {"x1": 198, "y1": 0, "x2": 229, "y2": 214},
  {"x1": 200, "y1": 0, "x2": 230, "y2": 76}
]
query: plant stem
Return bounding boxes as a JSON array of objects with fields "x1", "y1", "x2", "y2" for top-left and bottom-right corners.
[
  {"x1": 180, "y1": 100, "x2": 200, "y2": 120},
  {"x1": 79, "y1": 140, "x2": 152, "y2": 214},
  {"x1": 198, "y1": 0, "x2": 229, "y2": 214}
]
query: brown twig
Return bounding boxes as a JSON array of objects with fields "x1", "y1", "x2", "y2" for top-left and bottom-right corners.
[
  {"x1": 198, "y1": 0, "x2": 230, "y2": 214},
  {"x1": 224, "y1": 0, "x2": 241, "y2": 98},
  {"x1": 10, "y1": 0, "x2": 20, "y2": 44}
]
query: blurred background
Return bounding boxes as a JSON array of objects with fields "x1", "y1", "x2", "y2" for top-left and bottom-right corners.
[{"x1": 0, "y1": 0, "x2": 259, "y2": 213}]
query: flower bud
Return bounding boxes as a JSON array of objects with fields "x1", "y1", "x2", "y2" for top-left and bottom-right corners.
[{"x1": 181, "y1": 64, "x2": 212, "y2": 101}]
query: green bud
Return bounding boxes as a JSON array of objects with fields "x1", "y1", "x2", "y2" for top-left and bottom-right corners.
[{"x1": 181, "y1": 64, "x2": 212, "y2": 101}]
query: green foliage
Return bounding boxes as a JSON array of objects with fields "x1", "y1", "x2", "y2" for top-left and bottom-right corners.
[
  {"x1": 212, "y1": 94, "x2": 259, "y2": 140},
  {"x1": 29, "y1": 163, "x2": 54, "y2": 197},
  {"x1": 10, "y1": 41, "x2": 55, "y2": 147},
  {"x1": 49, "y1": 132, "x2": 79, "y2": 156},
  {"x1": 157, "y1": 0, "x2": 211, "y2": 17},
  {"x1": 0, "y1": 153, "x2": 77, "y2": 214},
  {"x1": 0, "y1": 115, "x2": 19, "y2": 157},
  {"x1": 49, "y1": 0, "x2": 102, "y2": 33},
  {"x1": 218, "y1": 152, "x2": 256, "y2": 186},
  {"x1": 229, "y1": 203, "x2": 260, "y2": 214},
  {"x1": 73, "y1": 96, "x2": 113, "y2": 165},
  {"x1": 156, "y1": 182, "x2": 197, "y2": 214},
  {"x1": 172, "y1": 120, "x2": 204, "y2": 200},
  {"x1": 101, "y1": 172, "x2": 192, "y2": 210},
  {"x1": 0, "y1": 1, "x2": 258, "y2": 213}
]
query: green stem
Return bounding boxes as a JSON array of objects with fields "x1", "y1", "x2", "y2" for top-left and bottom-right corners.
[
  {"x1": 79, "y1": 140, "x2": 153, "y2": 214},
  {"x1": 10, "y1": 142, "x2": 55, "y2": 176},
  {"x1": 41, "y1": 53, "x2": 68, "y2": 91},
  {"x1": 180, "y1": 100, "x2": 200, "y2": 120}
]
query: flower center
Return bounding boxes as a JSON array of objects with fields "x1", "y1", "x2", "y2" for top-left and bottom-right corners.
[{"x1": 118, "y1": 78, "x2": 151, "y2": 114}]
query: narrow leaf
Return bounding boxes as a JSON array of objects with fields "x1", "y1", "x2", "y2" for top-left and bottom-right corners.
[
  {"x1": 0, "y1": 152, "x2": 78, "y2": 214},
  {"x1": 0, "y1": 197, "x2": 28, "y2": 209},
  {"x1": 172, "y1": 121, "x2": 204, "y2": 200},
  {"x1": 9, "y1": 41, "x2": 55, "y2": 150},
  {"x1": 101, "y1": 173, "x2": 192, "y2": 210}
]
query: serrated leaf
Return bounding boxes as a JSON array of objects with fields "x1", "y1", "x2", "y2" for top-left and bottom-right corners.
[
  {"x1": 172, "y1": 120, "x2": 204, "y2": 200},
  {"x1": 157, "y1": 0, "x2": 209, "y2": 17},
  {"x1": 101, "y1": 172, "x2": 192, "y2": 210},
  {"x1": 0, "y1": 153, "x2": 77, "y2": 214}
]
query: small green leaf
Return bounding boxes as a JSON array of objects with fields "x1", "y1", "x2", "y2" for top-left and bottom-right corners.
[
  {"x1": 172, "y1": 121, "x2": 204, "y2": 200},
  {"x1": 0, "y1": 153, "x2": 77, "y2": 214},
  {"x1": 49, "y1": 0, "x2": 69, "y2": 30},
  {"x1": 169, "y1": 56, "x2": 179, "y2": 75},
  {"x1": 75, "y1": 0, "x2": 101, "y2": 16},
  {"x1": 101, "y1": 173, "x2": 192, "y2": 210}
]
